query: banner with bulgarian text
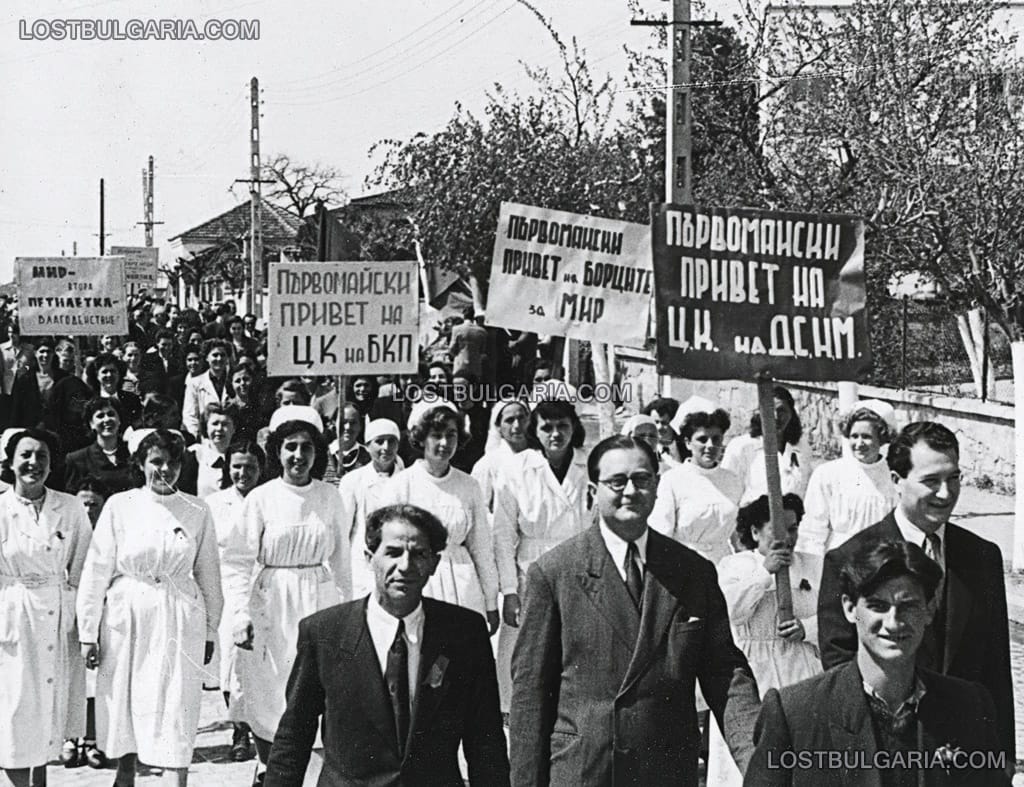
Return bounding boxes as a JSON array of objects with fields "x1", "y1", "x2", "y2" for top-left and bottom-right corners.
[
  {"x1": 15, "y1": 256, "x2": 128, "y2": 336},
  {"x1": 486, "y1": 202, "x2": 652, "y2": 348},
  {"x1": 651, "y1": 204, "x2": 871, "y2": 381},
  {"x1": 267, "y1": 260, "x2": 419, "y2": 376}
]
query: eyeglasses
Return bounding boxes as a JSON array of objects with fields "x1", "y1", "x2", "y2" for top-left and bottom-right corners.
[{"x1": 597, "y1": 473, "x2": 657, "y2": 492}]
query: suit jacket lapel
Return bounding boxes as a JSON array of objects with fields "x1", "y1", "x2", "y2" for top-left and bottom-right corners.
[
  {"x1": 333, "y1": 600, "x2": 400, "y2": 756},
  {"x1": 407, "y1": 600, "x2": 451, "y2": 756},
  {"x1": 577, "y1": 525, "x2": 640, "y2": 655},
  {"x1": 618, "y1": 531, "x2": 680, "y2": 696},
  {"x1": 940, "y1": 528, "x2": 972, "y2": 672},
  {"x1": 829, "y1": 663, "x2": 882, "y2": 787}
]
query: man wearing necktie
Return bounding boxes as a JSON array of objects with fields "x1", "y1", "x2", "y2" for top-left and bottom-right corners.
[
  {"x1": 265, "y1": 503, "x2": 509, "y2": 786},
  {"x1": 818, "y1": 420, "x2": 1015, "y2": 773},
  {"x1": 510, "y1": 435, "x2": 760, "y2": 787}
]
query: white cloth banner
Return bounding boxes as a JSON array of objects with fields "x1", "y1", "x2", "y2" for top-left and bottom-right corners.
[
  {"x1": 15, "y1": 256, "x2": 128, "y2": 336},
  {"x1": 486, "y1": 202, "x2": 652, "y2": 348}
]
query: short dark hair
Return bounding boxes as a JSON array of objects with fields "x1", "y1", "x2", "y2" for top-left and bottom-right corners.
[
  {"x1": 409, "y1": 406, "x2": 470, "y2": 452},
  {"x1": 527, "y1": 399, "x2": 586, "y2": 451},
  {"x1": 735, "y1": 493, "x2": 805, "y2": 550},
  {"x1": 141, "y1": 394, "x2": 180, "y2": 427},
  {"x1": 749, "y1": 384, "x2": 802, "y2": 446},
  {"x1": 132, "y1": 429, "x2": 186, "y2": 472},
  {"x1": 155, "y1": 329, "x2": 175, "y2": 343},
  {"x1": 841, "y1": 407, "x2": 891, "y2": 445},
  {"x1": 365, "y1": 503, "x2": 448, "y2": 555},
  {"x1": 184, "y1": 343, "x2": 204, "y2": 360},
  {"x1": 223, "y1": 439, "x2": 266, "y2": 490},
  {"x1": 203, "y1": 338, "x2": 231, "y2": 357},
  {"x1": 1, "y1": 428, "x2": 59, "y2": 484},
  {"x1": 642, "y1": 397, "x2": 680, "y2": 420},
  {"x1": 275, "y1": 378, "x2": 311, "y2": 406},
  {"x1": 71, "y1": 474, "x2": 111, "y2": 499},
  {"x1": 586, "y1": 434, "x2": 659, "y2": 484},
  {"x1": 887, "y1": 421, "x2": 958, "y2": 479},
  {"x1": 678, "y1": 408, "x2": 732, "y2": 461},
  {"x1": 83, "y1": 396, "x2": 124, "y2": 429},
  {"x1": 840, "y1": 539, "x2": 943, "y2": 603},
  {"x1": 201, "y1": 402, "x2": 235, "y2": 438},
  {"x1": 265, "y1": 420, "x2": 328, "y2": 480}
]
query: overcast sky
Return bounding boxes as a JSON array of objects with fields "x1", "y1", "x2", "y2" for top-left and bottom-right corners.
[{"x1": 0, "y1": 0, "x2": 745, "y2": 284}]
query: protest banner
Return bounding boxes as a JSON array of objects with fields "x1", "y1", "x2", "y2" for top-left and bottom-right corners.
[
  {"x1": 267, "y1": 260, "x2": 419, "y2": 376},
  {"x1": 15, "y1": 256, "x2": 128, "y2": 335},
  {"x1": 109, "y1": 246, "x2": 159, "y2": 292},
  {"x1": 651, "y1": 204, "x2": 871, "y2": 381},
  {"x1": 486, "y1": 202, "x2": 652, "y2": 348}
]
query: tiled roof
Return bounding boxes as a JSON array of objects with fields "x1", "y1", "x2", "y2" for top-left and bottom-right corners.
[{"x1": 169, "y1": 199, "x2": 303, "y2": 248}]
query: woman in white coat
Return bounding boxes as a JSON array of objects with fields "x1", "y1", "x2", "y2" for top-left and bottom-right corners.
[
  {"x1": 189, "y1": 402, "x2": 236, "y2": 499},
  {"x1": 0, "y1": 428, "x2": 92, "y2": 787},
  {"x1": 796, "y1": 403, "x2": 898, "y2": 556},
  {"x1": 338, "y1": 418, "x2": 404, "y2": 597},
  {"x1": 721, "y1": 384, "x2": 812, "y2": 506},
  {"x1": 203, "y1": 438, "x2": 265, "y2": 763},
  {"x1": 77, "y1": 428, "x2": 223, "y2": 787},
  {"x1": 707, "y1": 493, "x2": 822, "y2": 787},
  {"x1": 384, "y1": 401, "x2": 507, "y2": 635},
  {"x1": 491, "y1": 398, "x2": 590, "y2": 712},
  {"x1": 223, "y1": 405, "x2": 351, "y2": 782},
  {"x1": 649, "y1": 407, "x2": 742, "y2": 565},
  {"x1": 471, "y1": 398, "x2": 530, "y2": 511}
]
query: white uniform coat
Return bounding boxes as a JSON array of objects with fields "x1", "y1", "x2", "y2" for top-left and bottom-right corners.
[
  {"x1": 649, "y1": 460, "x2": 743, "y2": 565},
  {"x1": 721, "y1": 433, "x2": 812, "y2": 506},
  {"x1": 490, "y1": 447, "x2": 589, "y2": 710},
  {"x1": 795, "y1": 455, "x2": 897, "y2": 556},
  {"x1": 0, "y1": 489, "x2": 91, "y2": 768},
  {"x1": 383, "y1": 461, "x2": 504, "y2": 615},
  {"x1": 707, "y1": 549, "x2": 823, "y2": 786},
  {"x1": 337, "y1": 460, "x2": 402, "y2": 598},
  {"x1": 221, "y1": 478, "x2": 351, "y2": 742},
  {"x1": 203, "y1": 486, "x2": 248, "y2": 700},
  {"x1": 76, "y1": 489, "x2": 223, "y2": 768},
  {"x1": 180, "y1": 370, "x2": 231, "y2": 439}
]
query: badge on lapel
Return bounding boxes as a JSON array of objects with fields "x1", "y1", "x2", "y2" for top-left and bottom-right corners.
[{"x1": 425, "y1": 655, "x2": 449, "y2": 689}]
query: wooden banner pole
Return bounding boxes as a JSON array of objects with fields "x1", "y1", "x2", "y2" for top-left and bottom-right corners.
[{"x1": 755, "y1": 372, "x2": 794, "y2": 623}]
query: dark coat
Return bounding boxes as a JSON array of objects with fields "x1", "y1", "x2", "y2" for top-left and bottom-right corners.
[
  {"x1": 63, "y1": 442, "x2": 134, "y2": 496},
  {"x1": 509, "y1": 525, "x2": 761, "y2": 787},
  {"x1": 745, "y1": 661, "x2": 1010, "y2": 786},
  {"x1": 817, "y1": 512, "x2": 1015, "y2": 763},
  {"x1": 264, "y1": 597, "x2": 510, "y2": 787}
]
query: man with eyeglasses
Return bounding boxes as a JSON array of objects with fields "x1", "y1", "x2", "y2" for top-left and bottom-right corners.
[{"x1": 510, "y1": 434, "x2": 760, "y2": 787}]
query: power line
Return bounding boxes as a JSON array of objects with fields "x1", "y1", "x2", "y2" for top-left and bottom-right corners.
[{"x1": 276, "y1": 0, "x2": 486, "y2": 89}]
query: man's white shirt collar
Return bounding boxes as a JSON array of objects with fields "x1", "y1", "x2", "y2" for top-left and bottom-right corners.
[
  {"x1": 893, "y1": 508, "x2": 946, "y2": 571},
  {"x1": 366, "y1": 593, "x2": 425, "y2": 647},
  {"x1": 598, "y1": 520, "x2": 648, "y2": 582}
]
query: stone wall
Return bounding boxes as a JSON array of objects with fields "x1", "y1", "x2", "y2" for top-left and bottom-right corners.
[{"x1": 616, "y1": 350, "x2": 1015, "y2": 491}]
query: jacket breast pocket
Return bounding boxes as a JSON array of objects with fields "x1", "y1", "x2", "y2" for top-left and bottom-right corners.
[{"x1": 667, "y1": 618, "x2": 705, "y2": 670}]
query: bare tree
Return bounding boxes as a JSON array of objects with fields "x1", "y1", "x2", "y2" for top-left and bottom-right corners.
[{"x1": 262, "y1": 153, "x2": 347, "y2": 218}]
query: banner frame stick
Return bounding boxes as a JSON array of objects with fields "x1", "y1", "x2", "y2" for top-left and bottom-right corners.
[{"x1": 756, "y1": 371, "x2": 794, "y2": 623}]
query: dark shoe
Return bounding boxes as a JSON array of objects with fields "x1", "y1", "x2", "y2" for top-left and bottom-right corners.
[
  {"x1": 84, "y1": 741, "x2": 108, "y2": 769},
  {"x1": 62, "y1": 739, "x2": 85, "y2": 768},
  {"x1": 252, "y1": 772, "x2": 265, "y2": 787},
  {"x1": 231, "y1": 727, "x2": 255, "y2": 762}
]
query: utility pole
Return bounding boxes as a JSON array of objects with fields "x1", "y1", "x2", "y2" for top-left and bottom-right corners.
[
  {"x1": 138, "y1": 156, "x2": 163, "y2": 246},
  {"x1": 632, "y1": 1, "x2": 720, "y2": 395},
  {"x1": 99, "y1": 178, "x2": 106, "y2": 255},
  {"x1": 235, "y1": 77, "x2": 274, "y2": 315}
]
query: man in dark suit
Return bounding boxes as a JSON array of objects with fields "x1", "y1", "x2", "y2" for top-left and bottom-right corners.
[
  {"x1": 265, "y1": 503, "x2": 510, "y2": 787},
  {"x1": 817, "y1": 420, "x2": 1015, "y2": 769},
  {"x1": 510, "y1": 435, "x2": 761, "y2": 787},
  {"x1": 138, "y1": 329, "x2": 185, "y2": 400},
  {"x1": 748, "y1": 540, "x2": 1009, "y2": 786}
]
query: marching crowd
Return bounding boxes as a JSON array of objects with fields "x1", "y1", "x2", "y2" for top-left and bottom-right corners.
[{"x1": 0, "y1": 294, "x2": 1016, "y2": 786}]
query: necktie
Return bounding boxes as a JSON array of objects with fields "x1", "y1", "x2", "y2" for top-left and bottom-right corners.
[
  {"x1": 386, "y1": 620, "x2": 410, "y2": 755},
  {"x1": 923, "y1": 533, "x2": 942, "y2": 565},
  {"x1": 625, "y1": 541, "x2": 643, "y2": 610}
]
